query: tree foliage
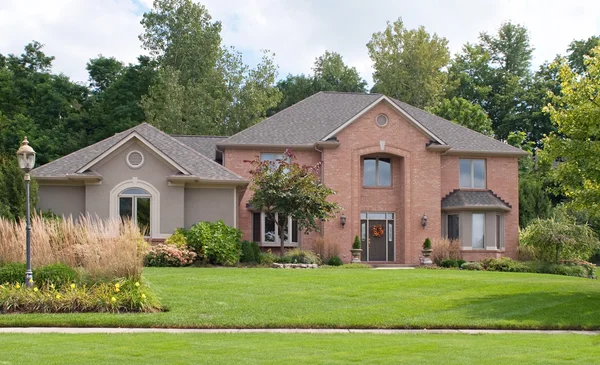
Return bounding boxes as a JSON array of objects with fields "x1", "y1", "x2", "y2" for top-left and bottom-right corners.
[
  {"x1": 0, "y1": 157, "x2": 38, "y2": 220},
  {"x1": 426, "y1": 97, "x2": 494, "y2": 136},
  {"x1": 140, "y1": 0, "x2": 281, "y2": 135},
  {"x1": 541, "y1": 46, "x2": 600, "y2": 218},
  {"x1": 246, "y1": 149, "x2": 340, "y2": 256},
  {"x1": 367, "y1": 18, "x2": 450, "y2": 108},
  {"x1": 273, "y1": 51, "x2": 366, "y2": 113}
]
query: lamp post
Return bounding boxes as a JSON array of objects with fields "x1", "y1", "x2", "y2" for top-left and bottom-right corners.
[{"x1": 16, "y1": 137, "x2": 36, "y2": 288}]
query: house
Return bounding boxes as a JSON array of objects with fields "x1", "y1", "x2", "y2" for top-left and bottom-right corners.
[{"x1": 33, "y1": 92, "x2": 527, "y2": 264}]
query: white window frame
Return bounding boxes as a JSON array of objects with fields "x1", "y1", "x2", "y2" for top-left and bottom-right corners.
[
  {"x1": 471, "y1": 213, "x2": 486, "y2": 249},
  {"x1": 459, "y1": 159, "x2": 486, "y2": 189},
  {"x1": 363, "y1": 157, "x2": 392, "y2": 187},
  {"x1": 109, "y1": 179, "x2": 161, "y2": 239},
  {"x1": 257, "y1": 212, "x2": 298, "y2": 247},
  {"x1": 118, "y1": 188, "x2": 152, "y2": 237}
]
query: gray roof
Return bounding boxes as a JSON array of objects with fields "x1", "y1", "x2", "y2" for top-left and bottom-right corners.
[
  {"x1": 33, "y1": 123, "x2": 245, "y2": 182},
  {"x1": 172, "y1": 135, "x2": 225, "y2": 160},
  {"x1": 219, "y1": 92, "x2": 526, "y2": 155},
  {"x1": 441, "y1": 190, "x2": 512, "y2": 211}
]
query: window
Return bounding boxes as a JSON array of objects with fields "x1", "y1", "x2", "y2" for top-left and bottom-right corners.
[
  {"x1": 126, "y1": 150, "x2": 144, "y2": 169},
  {"x1": 252, "y1": 212, "x2": 298, "y2": 246},
  {"x1": 363, "y1": 157, "x2": 391, "y2": 187},
  {"x1": 459, "y1": 159, "x2": 486, "y2": 188},
  {"x1": 472, "y1": 213, "x2": 485, "y2": 249},
  {"x1": 447, "y1": 214, "x2": 459, "y2": 240},
  {"x1": 376, "y1": 114, "x2": 388, "y2": 127},
  {"x1": 119, "y1": 187, "x2": 151, "y2": 236},
  {"x1": 496, "y1": 214, "x2": 504, "y2": 249}
]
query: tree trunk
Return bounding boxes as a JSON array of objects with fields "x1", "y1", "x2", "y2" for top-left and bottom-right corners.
[{"x1": 279, "y1": 222, "x2": 286, "y2": 257}]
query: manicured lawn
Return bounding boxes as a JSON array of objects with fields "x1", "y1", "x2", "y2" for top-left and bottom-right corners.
[
  {"x1": 1, "y1": 268, "x2": 599, "y2": 329},
  {"x1": 1, "y1": 333, "x2": 599, "y2": 364}
]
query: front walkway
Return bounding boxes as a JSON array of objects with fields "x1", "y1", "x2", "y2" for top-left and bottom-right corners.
[{"x1": 0, "y1": 327, "x2": 597, "y2": 335}]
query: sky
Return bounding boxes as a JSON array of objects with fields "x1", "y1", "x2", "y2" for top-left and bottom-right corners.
[{"x1": 0, "y1": 0, "x2": 599, "y2": 87}]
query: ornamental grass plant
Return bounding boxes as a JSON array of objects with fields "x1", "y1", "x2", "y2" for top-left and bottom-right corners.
[{"x1": 0, "y1": 215, "x2": 146, "y2": 281}]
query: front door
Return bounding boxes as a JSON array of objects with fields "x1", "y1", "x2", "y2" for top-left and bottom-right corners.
[
  {"x1": 360, "y1": 212, "x2": 395, "y2": 262},
  {"x1": 368, "y1": 220, "x2": 387, "y2": 261}
]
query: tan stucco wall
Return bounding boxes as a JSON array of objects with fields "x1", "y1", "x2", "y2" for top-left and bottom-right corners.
[
  {"x1": 86, "y1": 139, "x2": 185, "y2": 236},
  {"x1": 38, "y1": 185, "x2": 85, "y2": 219},
  {"x1": 184, "y1": 187, "x2": 235, "y2": 228}
]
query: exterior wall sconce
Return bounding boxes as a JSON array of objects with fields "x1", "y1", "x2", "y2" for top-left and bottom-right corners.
[
  {"x1": 421, "y1": 214, "x2": 428, "y2": 229},
  {"x1": 340, "y1": 213, "x2": 347, "y2": 228}
]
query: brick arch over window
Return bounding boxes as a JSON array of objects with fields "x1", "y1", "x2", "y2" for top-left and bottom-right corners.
[
  {"x1": 109, "y1": 178, "x2": 160, "y2": 238},
  {"x1": 352, "y1": 144, "x2": 413, "y2": 262}
]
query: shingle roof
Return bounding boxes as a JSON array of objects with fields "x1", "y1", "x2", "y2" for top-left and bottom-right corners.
[
  {"x1": 441, "y1": 190, "x2": 512, "y2": 211},
  {"x1": 32, "y1": 123, "x2": 245, "y2": 182},
  {"x1": 219, "y1": 92, "x2": 381, "y2": 145},
  {"x1": 171, "y1": 135, "x2": 225, "y2": 161},
  {"x1": 219, "y1": 92, "x2": 527, "y2": 155}
]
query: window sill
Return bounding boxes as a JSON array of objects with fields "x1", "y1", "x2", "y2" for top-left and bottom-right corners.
[
  {"x1": 260, "y1": 242, "x2": 299, "y2": 248},
  {"x1": 461, "y1": 248, "x2": 504, "y2": 253},
  {"x1": 362, "y1": 186, "x2": 394, "y2": 190}
]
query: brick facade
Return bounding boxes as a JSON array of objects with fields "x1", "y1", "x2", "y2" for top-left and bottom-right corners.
[{"x1": 224, "y1": 100, "x2": 520, "y2": 264}]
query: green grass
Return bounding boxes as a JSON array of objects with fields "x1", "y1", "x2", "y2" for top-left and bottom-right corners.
[
  {"x1": 0, "y1": 333, "x2": 599, "y2": 364},
  {"x1": 1, "y1": 268, "x2": 599, "y2": 329}
]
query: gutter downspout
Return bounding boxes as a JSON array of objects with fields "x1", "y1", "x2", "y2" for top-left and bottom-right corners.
[{"x1": 314, "y1": 143, "x2": 325, "y2": 239}]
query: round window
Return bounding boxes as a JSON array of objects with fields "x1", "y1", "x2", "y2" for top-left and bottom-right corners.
[
  {"x1": 376, "y1": 114, "x2": 388, "y2": 127},
  {"x1": 126, "y1": 150, "x2": 144, "y2": 169}
]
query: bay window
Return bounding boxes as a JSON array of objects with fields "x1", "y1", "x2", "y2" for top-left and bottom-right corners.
[{"x1": 252, "y1": 212, "x2": 298, "y2": 246}]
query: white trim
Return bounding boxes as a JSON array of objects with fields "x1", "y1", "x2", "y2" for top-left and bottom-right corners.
[
  {"x1": 77, "y1": 132, "x2": 189, "y2": 175},
  {"x1": 109, "y1": 179, "x2": 160, "y2": 238},
  {"x1": 322, "y1": 96, "x2": 445, "y2": 145},
  {"x1": 233, "y1": 187, "x2": 237, "y2": 229},
  {"x1": 125, "y1": 150, "x2": 145, "y2": 169},
  {"x1": 256, "y1": 212, "x2": 298, "y2": 246}
]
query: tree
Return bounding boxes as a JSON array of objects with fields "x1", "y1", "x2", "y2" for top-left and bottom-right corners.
[
  {"x1": 312, "y1": 51, "x2": 367, "y2": 93},
  {"x1": 86, "y1": 56, "x2": 124, "y2": 93},
  {"x1": 0, "y1": 156, "x2": 38, "y2": 220},
  {"x1": 272, "y1": 51, "x2": 366, "y2": 114},
  {"x1": 567, "y1": 36, "x2": 600, "y2": 74},
  {"x1": 246, "y1": 149, "x2": 340, "y2": 256},
  {"x1": 426, "y1": 97, "x2": 494, "y2": 136},
  {"x1": 367, "y1": 18, "x2": 450, "y2": 108},
  {"x1": 140, "y1": 0, "x2": 281, "y2": 135},
  {"x1": 541, "y1": 46, "x2": 600, "y2": 220},
  {"x1": 446, "y1": 44, "x2": 493, "y2": 107}
]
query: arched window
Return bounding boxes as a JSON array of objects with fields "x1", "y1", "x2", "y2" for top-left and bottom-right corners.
[{"x1": 119, "y1": 187, "x2": 151, "y2": 236}]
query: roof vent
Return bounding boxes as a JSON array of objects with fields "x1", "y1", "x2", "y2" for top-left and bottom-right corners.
[
  {"x1": 376, "y1": 114, "x2": 388, "y2": 127},
  {"x1": 126, "y1": 150, "x2": 144, "y2": 169}
]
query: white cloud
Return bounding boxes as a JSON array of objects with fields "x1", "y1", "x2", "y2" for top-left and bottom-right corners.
[{"x1": 1, "y1": 0, "x2": 599, "y2": 86}]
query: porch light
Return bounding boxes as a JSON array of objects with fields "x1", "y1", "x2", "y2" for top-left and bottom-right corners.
[
  {"x1": 421, "y1": 214, "x2": 428, "y2": 229},
  {"x1": 340, "y1": 213, "x2": 347, "y2": 228},
  {"x1": 16, "y1": 137, "x2": 36, "y2": 288}
]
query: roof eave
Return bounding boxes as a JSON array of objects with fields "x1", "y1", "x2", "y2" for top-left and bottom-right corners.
[
  {"x1": 443, "y1": 149, "x2": 529, "y2": 157},
  {"x1": 442, "y1": 205, "x2": 512, "y2": 212},
  {"x1": 426, "y1": 144, "x2": 452, "y2": 152},
  {"x1": 217, "y1": 143, "x2": 316, "y2": 150},
  {"x1": 167, "y1": 175, "x2": 249, "y2": 186}
]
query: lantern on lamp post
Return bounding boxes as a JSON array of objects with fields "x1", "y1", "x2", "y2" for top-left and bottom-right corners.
[{"x1": 16, "y1": 137, "x2": 36, "y2": 288}]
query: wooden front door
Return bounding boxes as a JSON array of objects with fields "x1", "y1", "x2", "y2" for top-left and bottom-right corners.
[{"x1": 367, "y1": 220, "x2": 387, "y2": 261}]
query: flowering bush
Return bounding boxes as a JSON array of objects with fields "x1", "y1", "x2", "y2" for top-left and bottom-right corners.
[
  {"x1": 144, "y1": 244, "x2": 197, "y2": 267},
  {"x1": 0, "y1": 279, "x2": 161, "y2": 313}
]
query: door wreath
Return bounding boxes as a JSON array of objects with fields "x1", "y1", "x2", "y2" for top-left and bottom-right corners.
[{"x1": 371, "y1": 224, "x2": 385, "y2": 238}]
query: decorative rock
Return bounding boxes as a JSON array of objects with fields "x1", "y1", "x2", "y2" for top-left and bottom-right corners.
[{"x1": 271, "y1": 263, "x2": 319, "y2": 269}]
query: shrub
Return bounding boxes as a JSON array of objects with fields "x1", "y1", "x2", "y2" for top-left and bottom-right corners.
[
  {"x1": 187, "y1": 220, "x2": 242, "y2": 266},
  {"x1": 519, "y1": 217, "x2": 599, "y2": 263},
  {"x1": 423, "y1": 238, "x2": 432, "y2": 250},
  {"x1": 240, "y1": 241, "x2": 261, "y2": 264},
  {"x1": 144, "y1": 244, "x2": 196, "y2": 267},
  {"x1": 456, "y1": 259, "x2": 466, "y2": 267},
  {"x1": 259, "y1": 250, "x2": 278, "y2": 266},
  {"x1": 165, "y1": 229, "x2": 188, "y2": 248},
  {"x1": 352, "y1": 236, "x2": 361, "y2": 250},
  {"x1": 0, "y1": 263, "x2": 26, "y2": 284},
  {"x1": 431, "y1": 238, "x2": 462, "y2": 265},
  {"x1": 461, "y1": 262, "x2": 483, "y2": 270},
  {"x1": 0, "y1": 279, "x2": 161, "y2": 313},
  {"x1": 0, "y1": 215, "x2": 145, "y2": 281},
  {"x1": 439, "y1": 259, "x2": 459, "y2": 268},
  {"x1": 34, "y1": 263, "x2": 79, "y2": 288},
  {"x1": 327, "y1": 256, "x2": 343, "y2": 266},
  {"x1": 313, "y1": 237, "x2": 340, "y2": 261},
  {"x1": 481, "y1": 257, "x2": 528, "y2": 272},
  {"x1": 279, "y1": 249, "x2": 320, "y2": 265}
]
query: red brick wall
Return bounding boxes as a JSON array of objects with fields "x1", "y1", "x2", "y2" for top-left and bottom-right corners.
[
  {"x1": 224, "y1": 100, "x2": 520, "y2": 264},
  {"x1": 441, "y1": 155, "x2": 519, "y2": 259}
]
